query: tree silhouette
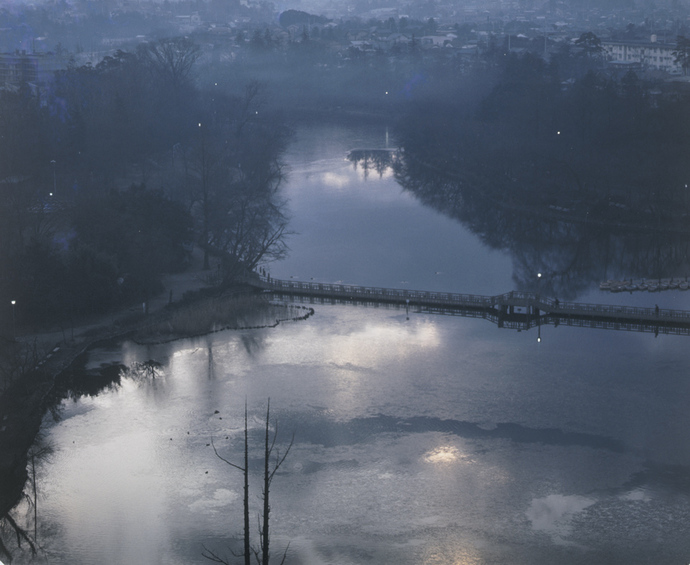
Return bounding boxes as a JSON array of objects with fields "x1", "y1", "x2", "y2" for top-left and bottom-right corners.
[{"x1": 204, "y1": 399, "x2": 293, "y2": 565}]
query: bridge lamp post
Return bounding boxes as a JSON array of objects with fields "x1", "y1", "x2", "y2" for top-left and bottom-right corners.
[{"x1": 10, "y1": 300, "x2": 16, "y2": 336}]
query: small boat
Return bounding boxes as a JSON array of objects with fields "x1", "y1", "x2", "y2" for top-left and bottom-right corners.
[{"x1": 680, "y1": 281, "x2": 689, "y2": 291}]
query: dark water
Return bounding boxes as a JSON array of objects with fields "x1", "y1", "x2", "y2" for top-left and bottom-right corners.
[{"x1": 21, "y1": 121, "x2": 690, "y2": 565}]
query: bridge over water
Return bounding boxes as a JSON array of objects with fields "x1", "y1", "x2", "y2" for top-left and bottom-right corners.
[{"x1": 248, "y1": 276, "x2": 690, "y2": 337}]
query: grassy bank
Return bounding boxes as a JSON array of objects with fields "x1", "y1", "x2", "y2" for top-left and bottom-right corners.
[{"x1": 135, "y1": 292, "x2": 313, "y2": 344}]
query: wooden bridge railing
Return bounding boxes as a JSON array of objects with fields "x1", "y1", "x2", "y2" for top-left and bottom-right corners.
[{"x1": 245, "y1": 275, "x2": 690, "y2": 326}]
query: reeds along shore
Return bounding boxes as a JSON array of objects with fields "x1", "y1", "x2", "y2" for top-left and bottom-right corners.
[{"x1": 135, "y1": 294, "x2": 314, "y2": 343}]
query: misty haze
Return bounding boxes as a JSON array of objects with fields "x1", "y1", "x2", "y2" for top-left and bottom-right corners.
[{"x1": 2, "y1": 0, "x2": 690, "y2": 563}]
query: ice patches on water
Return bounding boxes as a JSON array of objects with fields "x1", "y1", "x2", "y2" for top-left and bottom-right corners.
[
  {"x1": 188, "y1": 489, "x2": 239, "y2": 514},
  {"x1": 526, "y1": 494, "x2": 596, "y2": 545}
]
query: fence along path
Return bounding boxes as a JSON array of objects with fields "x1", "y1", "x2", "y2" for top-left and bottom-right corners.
[{"x1": 248, "y1": 275, "x2": 690, "y2": 335}]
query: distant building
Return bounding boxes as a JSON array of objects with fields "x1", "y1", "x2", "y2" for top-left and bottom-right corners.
[
  {"x1": 420, "y1": 35, "x2": 455, "y2": 48},
  {"x1": 0, "y1": 51, "x2": 64, "y2": 91},
  {"x1": 602, "y1": 37, "x2": 682, "y2": 75}
]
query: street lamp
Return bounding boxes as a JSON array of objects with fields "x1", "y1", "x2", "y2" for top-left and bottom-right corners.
[
  {"x1": 535, "y1": 273, "x2": 543, "y2": 340},
  {"x1": 10, "y1": 300, "x2": 16, "y2": 336},
  {"x1": 50, "y1": 159, "x2": 56, "y2": 196}
]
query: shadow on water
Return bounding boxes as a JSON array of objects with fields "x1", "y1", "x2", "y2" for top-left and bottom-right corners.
[
  {"x1": 282, "y1": 413, "x2": 626, "y2": 453},
  {"x1": 51, "y1": 355, "x2": 125, "y2": 403},
  {"x1": 622, "y1": 463, "x2": 690, "y2": 497},
  {"x1": 347, "y1": 148, "x2": 690, "y2": 300}
]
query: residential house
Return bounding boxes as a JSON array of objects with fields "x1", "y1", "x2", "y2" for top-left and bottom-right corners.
[{"x1": 602, "y1": 36, "x2": 682, "y2": 74}]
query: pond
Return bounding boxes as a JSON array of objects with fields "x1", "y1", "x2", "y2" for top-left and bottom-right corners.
[{"x1": 26, "y1": 120, "x2": 690, "y2": 565}]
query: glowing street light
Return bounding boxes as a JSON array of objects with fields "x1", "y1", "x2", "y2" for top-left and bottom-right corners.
[
  {"x1": 50, "y1": 159, "x2": 56, "y2": 195},
  {"x1": 10, "y1": 300, "x2": 16, "y2": 336}
]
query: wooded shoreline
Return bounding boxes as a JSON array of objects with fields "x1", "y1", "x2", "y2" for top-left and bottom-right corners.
[{"x1": 0, "y1": 284, "x2": 312, "y2": 561}]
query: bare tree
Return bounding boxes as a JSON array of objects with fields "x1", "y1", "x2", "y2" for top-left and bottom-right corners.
[
  {"x1": 25, "y1": 440, "x2": 53, "y2": 546},
  {"x1": 186, "y1": 122, "x2": 226, "y2": 270},
  {"x1": 139, "y1": 37, "x2": 202, "y2": 92},
  {"x1": 0, "y1": 512, "x2": 37, "y2": 564},
  {"x1": 256, "y1": 399, "x2": 293, "y2": 565},
  {"x1": 212, "y1": 182, "x2": 290, "y2": 285},
  {"x1": 0, "y1": 432, "x2": 53, "y2": 564},
  {"x1": 204, "y1": 399, "x2": 293, "y2": 565},
  {"x1": 205, "y1": 401, "x2": 251, "y2": 565},
  {"x1": 182, "y1": 84, "x2": 291, "y2": 281}
]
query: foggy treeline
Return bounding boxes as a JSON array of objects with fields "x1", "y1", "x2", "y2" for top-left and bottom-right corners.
[
  {"x1": 392, "y1": 45, "x2": 690, "y2": 296},
  {"x1": 3, "y1": 15, "x2": 690, "y2": 327},
  {"x1": 0, "y1": 37, "x2": 289, "y2": 331}
]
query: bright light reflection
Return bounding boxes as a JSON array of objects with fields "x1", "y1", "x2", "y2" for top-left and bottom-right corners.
[
  {"x1": 321, "y1": 171, "x2": 351, "y2": 189},
  {"x1": 421, "y1": 542, "x2": 482, "y2": 565},
  {"x1": 424, "y1": 445, "x2": 461, "y2": 464},
  {"x1": 329, "y1": 322, "x2": 440, "y2": 367},
  {"x1": 355, "y1": 167, "x2": 395, "y2": 181}
]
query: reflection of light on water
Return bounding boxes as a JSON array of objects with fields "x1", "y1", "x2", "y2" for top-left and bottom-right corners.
[
  {"x1": 321, "y1": 171, "x2": 351, "y2": 189},
  {"x1": 423, "y1": 445, "x2": 475, "y2": 466},
  {"x1": 526, "y1": 494, "x2": 595, "y2": 544},
  {"x1": 331, "y1": 321, "x2": 440, "y2": 364},
  {"x1": 424, "y1": 446, "x2": 460, "y2": 463},
  {"x1": 355, "y1": 167, "x2": 395, "y2": 180},
  {"x1": 421, "y1": 542, "x2": 482, "y2": 565}
]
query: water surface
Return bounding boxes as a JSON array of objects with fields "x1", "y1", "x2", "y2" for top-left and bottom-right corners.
[{"x1": 28, "y1": 120, "x2": 690, "y2": 565}]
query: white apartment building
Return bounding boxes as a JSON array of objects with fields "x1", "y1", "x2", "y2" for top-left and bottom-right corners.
[{"x1": 602, "y1": 36, "x2": 682, "y2": 74}]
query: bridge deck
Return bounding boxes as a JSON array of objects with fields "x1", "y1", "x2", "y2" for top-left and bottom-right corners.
[{"x1": 249, "y1": 276, "x2": 690, "y2": 328}]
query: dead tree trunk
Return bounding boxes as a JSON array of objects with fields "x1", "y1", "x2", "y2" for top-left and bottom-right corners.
[
  {"x1": 205, "y1": 402, "x2": 251, "y2": 565},
  {"x1": 255, "y1": 398, "x2": 292, "y2": 565},
  {"x1": 242, "y1": 403, "x2": 250, "y2": 565},
  {"x1": 204, "y1": 399, "x2": 292, "y2": 565}
]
